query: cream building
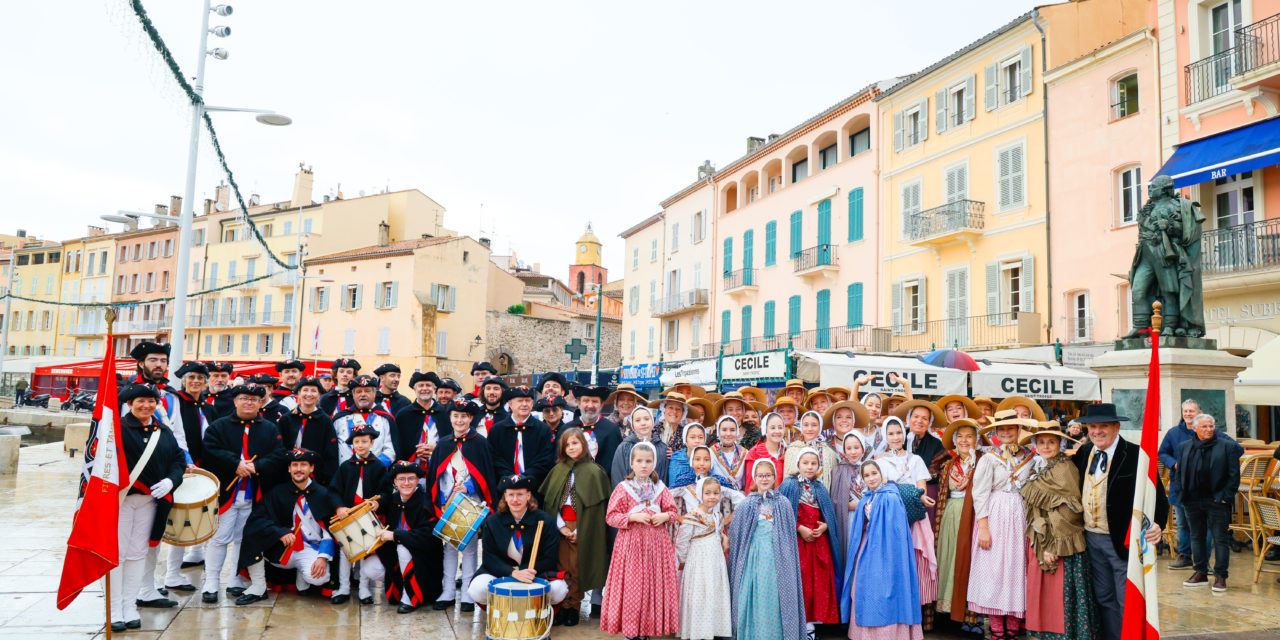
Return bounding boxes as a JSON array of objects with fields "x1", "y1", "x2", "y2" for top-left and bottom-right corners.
[
  {"x1": 619, "y1": 211, "x2": 667, "y2": 364},
  {"x1": 58, "y1": 227, "x2": 115, "y2": 357},
  {"x1": 656, "y1": 176, "x2": 717, "y2": 361},
  {"x1": 8, "y1": 240, "x2": 63, "y2": 357}
]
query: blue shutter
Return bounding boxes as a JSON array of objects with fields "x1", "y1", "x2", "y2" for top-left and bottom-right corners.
[
  {"x1": 847, "y1": 282, "x2": 864, "y2": 327},
  {"x1": 723, "y1": 237, "x2": 733, "y2": 277},
  {"x1": 847, "y1": 187, "x2": 864, "y2": 242},
  {"x1": 741, "y1": 305, "x2": 752, "y2": 352},
  {"x1": 817, "y1": 200, "x2": 831, "y2": 264},
  {"x1": 789, "y1": 210, "x2": 803, "y2": 258},
  {"x1": 742, "y1": 230, "x2": 754, "y2": 285},
  {"x1": 764, "y1": 221, "x2": 777, "y2": 266},
  {"x1": 816, "y1": 289, "x2": 831, "y2": 349},
  {"x1": 763, "y1": 300, "x2": 776, "y2": 336},
  {"x1": 721, "y1": 310, "x2": 731, "y2": 345},
  {"x1": 788, "y1": 295, "x2": 801, "y2": 337}
]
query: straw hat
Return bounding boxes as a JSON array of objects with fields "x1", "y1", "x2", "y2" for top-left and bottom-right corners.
[
  {"x1": 978, "y1": 409, "x2": 1039, "y2": 439},
  {"x1": 605, "y1": 383, "x2": 647, "y2": 406},
  {"x1": 686, "y1": 397, "x2": 715, "y2": 422},
  {"x1": 769, "y1": 396, "x2": 803, "y2": 413},
  {"x1": 827, "y1": 385, "x2": 852, "y2": 401},
  {"x1": 713, "y1": 391, "x2": 751, "y2": 416},
  {"x1": 805, "y1": 387, "x2": 834, "y2": 408},
  {"x1": 935, "y1": 395, "x2": 981, "y2": 421},
  {"x1": 941, "y1": 418, "x2": 981, "y2": 451},
  {"x1": 892, "y1": 398, "x2": 946, "y2": 425},
  {"x1": 662, "y1": 379, "x2": 707, "y2": 398},
  {"x1": 973, "y1": 395, "x2": 998, "y2": 410},
  {"x1": 1018, "y1": 420, "x2": 1077, "y2": 448},
  {"x1": 737, "y1": 386, "x2": 767, "y2": 404},
  {"x1": 996, "y1": 396, "x2": 1047, "y2": 421},
  {"x1": 822, "y1": 400, "x2": 870, "y2": 431},
  {"x1": 704, "y1": 392, "x2": 724, "y2": 405},
  {"x1": 747, "y1": 400, "x2": 769, "y2": 415}
]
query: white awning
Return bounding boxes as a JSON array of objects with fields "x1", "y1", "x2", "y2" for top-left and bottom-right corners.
[
  {"x1": 658, "y1": 358, "x2": 718, "y2": 387},
  {"x1": 970, "y1": 361, "x2": 1100, "y2": 402},
  {"x1": 793, "y1": 352, "x2": 967, "y2": 397},
  {"x1": 1236, "y1": 335, "x2": 1280, "y2": 406}
]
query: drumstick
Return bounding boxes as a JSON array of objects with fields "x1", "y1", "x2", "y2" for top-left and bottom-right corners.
[
  {"x1": 525, "y1": 520, "x2": 544, "y2": 572},
  {"x1": 225, "y1": 455, "x2": 257, "y2": 492}
]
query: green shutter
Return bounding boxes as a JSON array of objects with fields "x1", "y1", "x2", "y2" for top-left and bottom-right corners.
[
  {"x1": 721, "y1": 310, "x2": 731, "y2": 345},
  {"x1": 816, "y1": 289, "x2": 831, "y2": 348},
  {"x1": 763, "y1": 300, "x2": 776, "y2": 336},
  {"x1": 847, "y1": 187, "x2": 864, "y2": 242},
  {"x1": 847, "y1": 282, "x2": 864, "y2": 327},
  {"x1": 742, "y1": 230, "x2": 754, "y2": 285},
  {"x1": 789, "y1": 210, "x2": 802, "y2": 259},
  {"x1": 741, "y1": 305, "x2": 752, "y2": 352},
  {"x1": 788, "y1": 295, "x2": 801, "y2": 337},
  {"x1": 765, "y1": 221, "x2": 777, "y2": 266},
  {"x1": 723, "y1": 237, "x2": 733, "y2": 276},
  {"x1": 817, "y1": 200, "x2": 831, "y2": 265}
]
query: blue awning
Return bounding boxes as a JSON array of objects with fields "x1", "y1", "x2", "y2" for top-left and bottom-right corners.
[{"x1": 1158, "y1": 117, "x2": 1280, "y2": 187}]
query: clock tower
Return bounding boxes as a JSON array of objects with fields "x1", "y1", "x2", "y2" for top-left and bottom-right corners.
[{"x1": 568, "y1": 223, "x2": 608, "y2": 296}]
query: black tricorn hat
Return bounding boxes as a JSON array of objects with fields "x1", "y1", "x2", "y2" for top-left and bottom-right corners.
[{"x1": 1075, "y1": 403, "x2": 1131, "y2": 424}]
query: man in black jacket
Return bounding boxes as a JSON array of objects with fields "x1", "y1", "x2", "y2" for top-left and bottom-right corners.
[
  {"x1": 320, "y1": 358, "x2": 361, "y2": 417},
  {"x1": 362, "y1": 460, "x2": 444, "y2": 613},
  {"x1": 374, "y1": 363, "x2": 411, "y2": 415},
  {"x1": 1072, "y1": 403, "x2": 1168, "y2": 640},
  {"x1": 393, "y1": 371, "x2": 444, "y2": 463},
  {"x1": 276, "y1": 377, "x2": 340, "y2": 484},
  {"x1": 488, "y1": 386, "x2": 555, "y2": 487},
  {"x1": 465, "y1": 474, "x2": 567, "y2": 606},
  {"x1": 1175, "y1": 413, "x2": 1243, "y2": 592},
  {"x1": 203, "y1": 361, "x2": 236, "y2": 421},
  {"x1": 164, "y1": 361, "x2": 213, "y2": 585},
  {"x1": 474, "y1": 376, "x2": 509, "y2": 435},
  {"x1": 568, "y1": 384, "x2": 622, "y2": 474}
]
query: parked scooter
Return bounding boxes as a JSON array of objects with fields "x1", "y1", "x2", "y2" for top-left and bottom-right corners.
[
  {"x1": 60, "y1": 390, "x2": 95, "y2": 413},
  {"x1": 17, "y1": 389, "x2": 51, "y2": 409}
]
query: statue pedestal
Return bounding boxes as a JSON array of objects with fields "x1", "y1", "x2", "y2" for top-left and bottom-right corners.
[{"x1": 1089, "y1": 346, "x2": 1249, "y2": 439}]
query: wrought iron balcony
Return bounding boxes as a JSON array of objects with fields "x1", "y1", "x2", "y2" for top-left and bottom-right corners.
[
  {"x1": 904, "y1": 199, "x2": 985, "y2": 245},
  {"x1": 792, "y1": 244, "x2": 838, "y2": 276},
  {"x1": 887, "y1": 311, "x2": 1042, "y2": 352},
  {"x1": 722, "y1": 269, "x2": 757, "y2": 294},
  {"x1": 1185, "y1": 48, "x2": 1239, "y2": 104},
  {"x1": 1185, "y1": 13, "x2": 1280, "y2": 105},
  {"x1": 1202, "y1": 218, "x2": 1280, "y2": 275},
  {"x1": 1235, "y1": 14, "x2": 1280, "y2": 85},
  {"x1": 651, "y1": 288, "x2": 709, "y2": 317}
]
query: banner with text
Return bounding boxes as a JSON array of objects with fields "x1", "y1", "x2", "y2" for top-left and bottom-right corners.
[
  {"x1": 970, "y1": 361, "x2": 1100, "y2": 401},
  {"x1": 621, "y1": 363, "x2": 661, "y2": 388},
  {"x1": 794, "y1": 351, "x2": 967, "y2": 397},
  {"x1": 659, "y1": 358, "x2": 718, "y2": 387},
  {"x1": 720, "y1": 350, "x2": 788, "y2": 382}
]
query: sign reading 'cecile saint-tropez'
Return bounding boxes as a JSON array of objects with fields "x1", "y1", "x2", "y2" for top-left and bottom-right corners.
[{"x1": 720, "y1": 350, "x2": 788, "y2": 381}]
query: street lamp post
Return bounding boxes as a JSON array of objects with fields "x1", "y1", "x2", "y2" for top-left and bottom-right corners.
[{"x1": 589, "y1": 283, "x2": 603, "y2": 385}]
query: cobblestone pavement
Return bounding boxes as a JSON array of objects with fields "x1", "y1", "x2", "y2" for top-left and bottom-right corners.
[{"x1": 3, "y1": 442, "x2": 1277, "y2": 639}]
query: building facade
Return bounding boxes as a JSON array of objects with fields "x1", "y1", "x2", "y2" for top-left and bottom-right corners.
[
  {"x1": 109, "y1": 222, "x2": 178, "y2": 356},
  {"x1": 9, "y1": 240, "x2": 64, "y2": 356},
  {"x1": 620, "y1": 212, "x2": 668, "y2": 364},
  {"x1": 58, "y1": 228, "x2": 115, "y2": 357}
]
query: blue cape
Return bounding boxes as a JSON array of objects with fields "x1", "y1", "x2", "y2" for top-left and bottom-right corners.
[
  {"x1": 778, "y1": 475, "x2": 845, "y2": 619},
  {"x1": 839, "y1": 484, "x2": 921, "y2": 627}
]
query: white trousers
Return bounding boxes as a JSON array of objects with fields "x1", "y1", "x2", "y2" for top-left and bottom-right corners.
[
  {"x1": 135, "y1": 545, "x2": 163, "y2": 601},
  {"x1": 335, "y1": 550, "x2": 372, "y2": 598},
  {"x1": 202, "y1": 500, "x2": 251, "y2": 592},
  {"x1": 162, "y1": 542, "x2": 205, "y2": 586},
  {"x1": 245, "y1": 546, "x2": 332, "y2": 596},
  {"x1": 108, "y1": 495, "x2": 156, "y2": 623},
  {"x1": 440, "y1": 542, "x2": 479, "y2": 603},
  {"x1": 466, "y1": 573, "x2": 567, "y2": 605},
  {"x1": 361, "y1": 546, "x2": 413, "y2": 605}
]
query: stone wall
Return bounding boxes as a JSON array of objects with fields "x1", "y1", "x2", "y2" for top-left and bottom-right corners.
[{"x1": 486, "y1": 310, "x2": 621, "y2": 375}]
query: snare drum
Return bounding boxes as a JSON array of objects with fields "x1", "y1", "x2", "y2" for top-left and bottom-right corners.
[
  {"x1": 433, "y1": 492, "x2": 490, "y2": 551},
  {"x1": 330, "y1": 500, "x2": 386, "y2": 562},
  {"x1": 486, "y1": 577, "x2": 552, "y2": 640},
  {"x1": 163, "y1": 468, "x2": 220, "y2": 546}
]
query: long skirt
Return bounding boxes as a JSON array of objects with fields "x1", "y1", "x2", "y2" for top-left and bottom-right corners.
[
  {"x1": 911, "y1": 517, "x2": 937, "y2": 605},
  {"x1": 736, "y1": 518, "x2": 784, "y2": 640},
  {"x1": 934, "y1": 499, "x2": 964, "y2": 613},
  {"x1": 848, "y1": 530, "x2": 924, "y2": 640},
  {"x1": 1026, "y1": 545, "x2": 1095, "y2": 640},
  {"x1": 966, "y1": 491, "x2": 1026, "y2": 617},
  {"x1": 798, "y1": 503, "x2": 840, "y2": 624},
  {"x1": 679, "y1": 532, "x2": 733, "y2": 640}
]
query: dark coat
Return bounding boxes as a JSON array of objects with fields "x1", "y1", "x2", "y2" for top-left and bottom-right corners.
[
  {"x1": 566, "y1": 415, "x2": 623, "y2": 476},
  {"x1": 539, "y1": 458, "x2": 611, "y2": 592},
  {"x1": 202, "y1": 414, "x2": 286, "y2": 510},
  {"x1": 377, "y1": 389, "x2": 412, "y2": 416},
  {"x1": 909, "y1": 431, "x2": 946, "y2": 484},
  {"x1": 119, "y1": 412, "x2": 187, "y2": 543},
  {"x1": 488, "y1": 415, "x2": 556, "y2": 486},
  {"x1": 373, "y1": 487, "x2": 443, "y2": 606},
  {"x1": 275, "y1": 409, "x2": 340, "y2": 485},
  {"x1": 203, "y1": 388, "x2": 236, "y2": 422},
  {"x1": 475, "y1": 403, "x2": 510, "y2": 432},
  {"x1": 1072, "y1": 437, "x2": 1170, "y2": 560},
  {"x1": 237, "y1": 479, "x2": 340, "y2": 570},
  {"x1": 393, "y1": 401, "x2": 445, "y2": 464},
  {"x1": 331, "y1": 455, "x2": 390, "y2": 508},
  {"x1": 319, "y1": 388, "x2": 353, "y2": 417},
  {"x1": 478, "y1": 508, "x2": 561, "y2": 580},
  {"x1": 1174, "y1": 434, "x2": 1244, "y2": 503},
  {"x1": 425, "y1": 430, "x2": 497, "y2": 514},
  {"x1": 261, "y1": 389, "x2": 296, "y2": 426},
  {"x1": 172, "y1": 389, "x2": 208, "y2": 464}
]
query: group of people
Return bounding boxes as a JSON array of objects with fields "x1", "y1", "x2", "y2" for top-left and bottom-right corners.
[{"x1": 106, "y1": 346, "x2": 1173, "y2": 640}]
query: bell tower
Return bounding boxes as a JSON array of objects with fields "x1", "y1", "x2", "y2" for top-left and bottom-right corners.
[{"x1": 568, "y1": 223, "x2": 608, "y2": 296}]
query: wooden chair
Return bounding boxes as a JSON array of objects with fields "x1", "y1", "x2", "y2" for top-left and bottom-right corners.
[
  {"x1": 1249, "y1": 497, "x2": 1280, "y2": 583},
  {"x1": 1231, "y1": 455, "x2": 1274, "y2": 553},
  {"x1": 1241, "y1": 439, "x2": 1266, "y2": 447}
]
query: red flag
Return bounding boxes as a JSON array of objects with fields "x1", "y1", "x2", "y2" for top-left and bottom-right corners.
[
  {"x1": 56, "y1": 349, "x2": 125, "y2": 609},
  {"x1": 1122, "y1": 328, "x2": 1162, "y2": 639}
]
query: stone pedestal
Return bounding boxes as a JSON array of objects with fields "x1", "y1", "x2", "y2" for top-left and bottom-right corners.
[
  {"x1": 0, "y1": 434, "x2": 19, "y2": 474},
  {"x1": 1089, "y1": 345, "x2": 1249, "y2": 440}
]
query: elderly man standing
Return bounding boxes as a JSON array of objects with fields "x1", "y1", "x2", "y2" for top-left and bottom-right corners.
[
  {"x1": 1072, "y1": 403, "x2": 1168, "y2": 640},
  {"x1": 1175, "y1": 413, "x2": 1243, "y2": 593},
  {"x1": 1158, "y1": 399, "x2": 1207, "y2": 569}
]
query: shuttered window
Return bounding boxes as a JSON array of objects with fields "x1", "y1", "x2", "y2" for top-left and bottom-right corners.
[
  {"x1": 846, "y1": 282, "x2": 864, "y2": 327},
  {"x1": 789, "y1": 210, "x2": 803, "y2": 258},
  {"x1": 763, "y1": 300, "x2": 776, "y2": 336},
  {"x1": 815, "y1": 289, "x2": 831, "y2": 349},
  {"x1": 787, "y1": 295, "x2": 801, "y2": 337},
  {"x1": 765, "y1": 221, "x2": 777, "y2": 266},
  {"x1": 740, "y1": 305, "x2": 752, "y2": 351},
  {"x1": 847, "y1": 188, "x2": 864, "y2": 242},
  {"x1": 742, "y1": 230, "x2": 754, "y2": 271},
  {"x1": 817, "y1": 200, "x2": 831, "y2": 248},
  {"x1": 723, "y1": 237, "x2": 733, "y2": 276},
  {"x1": 944, "y1": 163, "x2": 969, "y2": 204},
  {"x1": 721, "y1": 310, "x2": 732, "y2": 345},
  {"x1": 996, "y1": 142, "x2": 1026, "y2": 211}
]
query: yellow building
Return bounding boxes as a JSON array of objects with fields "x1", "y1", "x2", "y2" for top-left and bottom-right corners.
[
  {"x1": 58, "y1": 228, "x2": 115, "y2": 358},
  {"x1": 8, "y1": 240, "x2": 64, "y2": 356},
  {"x1": 619, "y1": 211, "x2": 668, "y2": 364}
]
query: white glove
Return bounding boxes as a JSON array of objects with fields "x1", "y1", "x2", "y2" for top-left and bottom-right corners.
[{"x1": 149, "y1": 478, "x2": 174, "y2": 499}]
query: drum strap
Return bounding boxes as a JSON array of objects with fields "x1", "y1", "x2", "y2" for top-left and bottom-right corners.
[{"x1": 120, "y1": 427, "x2": 161, "y2": 505}]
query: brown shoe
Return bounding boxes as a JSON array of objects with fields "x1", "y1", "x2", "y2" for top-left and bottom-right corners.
[
  {"x1": 1212, "y1": 575, "x2": 1227, "y2": 592},
  {"x1": 1183, "y1": 572, "x2": 1209, "y2": 587}
]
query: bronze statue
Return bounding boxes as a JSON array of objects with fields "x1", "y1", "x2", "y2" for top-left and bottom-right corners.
[{"x1": 1123, "y1": 175, "x2": 1206, "y2": 338}]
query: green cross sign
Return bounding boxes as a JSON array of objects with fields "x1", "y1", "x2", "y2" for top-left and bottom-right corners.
[{"x1": 564, "y1": 338, "x2": 588, "y2": 362}]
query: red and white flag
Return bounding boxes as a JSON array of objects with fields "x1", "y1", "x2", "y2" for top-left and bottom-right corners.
[
  {"x1": 56, "y1": 350, "x2": 124, "y2": 609},
  {"x1": 1122, "y1": 327, "x2": 1161, "y2": 639},
  {"x1": 311, "y1": 325, "x2": 321, "y2": 354}
]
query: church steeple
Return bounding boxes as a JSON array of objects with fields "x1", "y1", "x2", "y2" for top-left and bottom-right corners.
[
  {"x1": 575, "y1": 222, "x2": 602, "y2": 266},
  {"x1": 569, "y1": 222, "x2": 607, "y2": 296}
]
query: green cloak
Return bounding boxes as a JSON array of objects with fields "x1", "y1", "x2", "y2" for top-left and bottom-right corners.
[{"x1": 539, "y1": 457, "x2": 612, "y2": 592}]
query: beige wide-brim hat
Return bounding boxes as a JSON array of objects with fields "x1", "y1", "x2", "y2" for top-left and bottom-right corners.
[
  {"x1": 605, "y1": 383, "x2": 647, "y2": 406},
  {"x1": 822, "y1": 400, "x2": 870, "y2": 431},
  {"x1": 662, "y1": 379, "x2": 707, "y2": 398},
  {"x1": 936, "y1": 395, "x2": 981, "y2": 420},
  {"x1": 737, "y1": 386, "x2": 767, "y2": 404},
  {"x1": 686, "y1": 397, "x2": 716, "y2": 422},
  {"x1": 978, "y1": 409, "x2": 1039, "y2": 440},
  {"x1": 892, "y1": 398, "x2": 946, "y2": 425},
  {"x1": 826, "y1": 385, "x2": 852, "y2": 400},
  {"x1": 941, "y1": 418, "x2": 981, "y2": 451},
  {"x1": 714, "y1": 391, "x2": 750, "y2": 416},
  {"x1": 996, "y1": 395, "x2": 1047, "y2": 421}
]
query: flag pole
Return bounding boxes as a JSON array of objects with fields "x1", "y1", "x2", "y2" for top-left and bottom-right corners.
[{"x1": 103, "y1": 306, "x2": 117, "y2": 639}]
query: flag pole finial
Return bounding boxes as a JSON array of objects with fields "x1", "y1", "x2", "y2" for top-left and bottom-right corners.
[
  {"x1": 104, "y1": 306, "x2": 118, "y2": 332},
  {"x1": 1151, "y1": 301, "x2": 1162, "y2": 336}
]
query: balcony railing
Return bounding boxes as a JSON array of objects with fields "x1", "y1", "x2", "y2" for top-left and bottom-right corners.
[
  {"x1": 722, "y1": 269, "x2": 756, "y2": 292},
  {"x1": 651, "y1": 289, "x2": 710, "y2": 316},
  {"x1": 792, "y1": 245, "x2": 838, "y2": 273},
  {"x1": 1186, "y1": 48, "x2": 1239, "y2": 104},
  {"x1": 905, "y1": 200, "x2": 985, "y2": 243},
  {"x1": 271, "y1": 271, "x2": 298, "y2": 287},
  {"x1": 1202, "y1": 218, "x2": 1280, "y2": 275},
  {"x1": 887, "y1": 311, "x2": 1041, "y2": 352},
  {"x1": 116, "y1": 316, "x2": 174, "y2": 334},
  {"x1": 706, "y1": 325, "x2": 889, "y2": 357},
  {"x1": 1186, "y1": 13, "x2": 1280, "y2": 104},
  {"x1": 1237, "y1": 14, "x2": 1280, "y2": 80}
]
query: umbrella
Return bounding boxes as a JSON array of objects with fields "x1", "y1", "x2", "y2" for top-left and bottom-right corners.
[{"x1": 918, "y1": 349, "x2": 980, "y2": 371}]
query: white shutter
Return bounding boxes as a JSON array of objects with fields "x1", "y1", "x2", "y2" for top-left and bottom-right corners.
[
  {"x1": 916, "y1": 97, "x2": 929, "y2": 142},
  {"x1": 964, "y1": 74, "x2": 976, "y2": 121},
  {"x1": 945, "y1": 164, "x2": 968, "y2": 203},
  {"x1": 437, "y1": 330, "x2": 448, "y2": 357},
  {"x1": 945, "y1": 271, "x2": 958, "y2": 320},
  {"x1": 956, "y1": 269, "x2": 969, "y2": 318},
  {"x1": 390, "y1": 282, "x2": 399, "y2": 308},
  {"x1": 355, "y1": 284, "x2": 364, "y2": 310},
  {"x1": 373, "y1": 284, "x2": 383, "y2": 309},
  {"x1": 893, "y1": 110, "x2": 903, "y2": 152},
  {"x1": 343, "y1": 328, "x2": 355, "y2": 354},
  {"x1": 986, "y1": 262, "x2": 1000, "y2": 324},
  {"x1": 984, "y1": 63, "x2": 998, "y2": 111},
  {"x1": 917, "y1": 276, "x2": 927, "y2": 325},
  {"x1": 448, "y1": 286, "x2": 456, "y2": 312},
  {"x1": 430, "y1": 283, "x2": 439, "y2": 308},
  {"x1": 891, "y1": 281, "x2": 903, "y2": 334},
  {"x1": 1020, "y1": 256, "x2": 1035, "y2": 313},
  {"x1": 377, "y1": 327, "x2": 390, "y2": 354},
  {"x1": 1020, "y1": 45, "x2": 1033, "y2": 96},
  {"x1": 320, "y1": 287, "x2": 330, "y2": 312},
  {"x1": 935, "y1": 90, "x2": 948, "y2": 134}
]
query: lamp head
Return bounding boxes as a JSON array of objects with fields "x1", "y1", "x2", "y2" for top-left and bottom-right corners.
[{"x1": 212, "y1": 4, "x2": 233, "y2": 16}]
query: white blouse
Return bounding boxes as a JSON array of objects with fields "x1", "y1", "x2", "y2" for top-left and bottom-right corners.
[{"x1": 875, "y1": 450, "x2": 930, "y2": 485}]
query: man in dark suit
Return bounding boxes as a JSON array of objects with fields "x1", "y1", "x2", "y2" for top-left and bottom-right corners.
[{"x1": 1072, "y1": 403, "x2": 1168, "y2": 640}]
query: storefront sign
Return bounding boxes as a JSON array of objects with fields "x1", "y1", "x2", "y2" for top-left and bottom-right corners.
[
  {"x1": 720, "y1": 350, "x2": 787, "y2": 382},
  {"x1": 621, "y1": 363, "x2": 660, "y2": 388},
  {"x1": 659, "y1": 358, "x2": 718, "y2": 387},
  {"x1": 971, "y1": 362, "x2": 1099, "y2": 401},
  {"x1": 825, "y1": 354, "x2": 966, "y2": 396}
]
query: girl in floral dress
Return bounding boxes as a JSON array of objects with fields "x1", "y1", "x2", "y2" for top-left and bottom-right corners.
[
  {"x1": 783, "y1": 410, "x2": 841, "y2": 488},
  {"x1": 676, "y1": 478, "x2": 733, "y2": 640},
  {"x1": 710, "y1": 416, "x2": 748, "y2": 490},
  {"x1": 600, "y1": 442, "x2": 679, "y2": 640}
]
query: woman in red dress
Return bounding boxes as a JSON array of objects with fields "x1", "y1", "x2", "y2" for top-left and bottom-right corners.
[
  {"x1": 779, "y1": 448, "x2": 844, "y2": 637},
  {"x1": 744, "y1": 413, "x2": 787, "y2": 493}
]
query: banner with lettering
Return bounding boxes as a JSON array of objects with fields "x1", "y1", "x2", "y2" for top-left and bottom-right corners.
[
  {"x1": 720, "y1": 350, "x2": 788, "y2": 382},
  {"x1": 659, "y1": 358, "x2": 718, "y2": 387},
  {"x1": 970, "y1": 361, "x2": 1100, "y2": 401},
  {"x1": 794, "y1": 352, "x2": 967, "y2": 397}
]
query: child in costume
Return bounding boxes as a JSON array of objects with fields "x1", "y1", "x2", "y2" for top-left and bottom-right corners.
[
  {"x1": 675, "y1": 477, "x2": 733, "y2": 640},
  {"x1": 779, "y1": 448, "x2": 844, "y2": 633},
  {"x1": 841, "y1": 460, "x2": 924, "y2": 640},
  {"x1": 728, "y1": 459, "x2": 808, "y2": 640},
  {"x1": 539, "y1": 428, "x2": 612, "y2": 627}
]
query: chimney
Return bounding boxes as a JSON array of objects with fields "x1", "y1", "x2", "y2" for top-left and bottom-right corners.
[
  {"x1": 249, "y1": 193, "x2": 261, "y2": 206},
  {"x1": 215, "y1": 183, "x2": 230, "y2": 211},
  {"x1": 697, "y1": 160, "x2": 715, "y2": 180},
  {"x1": 170, "y1": 195, "x2": 182, "y2": 220},
  {"x1": 155, "y1": 204, "x2": 169, "y2": 216},
  {"x1": 291, "y1": 165, "x2": 314, "y2": 208},
  {"x1": 203, "y1": 198, "x2": 215, "y2": 215},
  {"x1": 377, "y1": 221, "x2": 390, "y2": 247},
  {"x1": 16, "y1": 229, "x2": 26, "y2": 238},
  {"x1": 532, "y1": 262, "x2": 541, "y2": 274},
  {"x1": 767, "y1": 133, "x2": 781, "y2": 143},
  {"x1": 87, "y1": 226, "x2": 106, "y2": 237},
  {"x1": 479, "y1": 237, "x2": 491, "y2": 248},
  {"x1": 747, "y1": 136, "x2": 766, "y2": 153}
]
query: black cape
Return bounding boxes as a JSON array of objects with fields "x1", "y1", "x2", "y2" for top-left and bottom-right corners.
[
  {"x1": 172, "y1": 389, "x2": 208, "y2": 464},
  {"x1": 393, "y1": 401, "x2": 446, "y2": 463},
  {"x1": 478, "y1": 508, "x2": 561, "y2": 580},
  {"x1": 203, "y1": 388, "x2": 236, "y2": 422},
  {"x1": 331, "y1": 455, "x2": 389, "y2": 508},
  {"x1": 487, "y1": 415, "x2": 556, "y2": 487},
  {"x1": 237, "y1": 479, "x2": 341, "y2": 570},
  {"x1": 425, "y1": 430, "x2": 497, "y2": 514},
  {"x1": 276, "y1": 409, "x2": 340, "y2": 485},
  {"x1": 475, "y1": 403, "x2": 509, "y2": 432},
  {"x1": 261, "y1": 389, "x2": 296, "y2": 426},
  {"x1": 377, "y1": 389, "x2": 412, "y2": 416},
  {"x1": 319, "y1": 388, "x2": 354, "y2": 418},
  {"x1": 119, "y1": 412, "x2": 187, "y2": 543},
  {"x1": 374, "y1": 488, "x2": 444, "y2": 607},
  {"x1": 566, "y1": 415, "x2": 623, "y2": 476},
  {"x1": 202, "y1": 414, "x2": 285, "y2": 509}
]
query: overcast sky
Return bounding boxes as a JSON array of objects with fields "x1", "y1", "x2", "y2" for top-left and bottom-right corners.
[{"x1": 1, "y1": 0, "x2": 1041, "y2": 282}]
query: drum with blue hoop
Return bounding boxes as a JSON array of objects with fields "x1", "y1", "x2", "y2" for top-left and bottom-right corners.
[
  {"x1": 432, "y1": 492, "x2": 490, "y2": 551},
  {"x1": 487, "y1": 577, "x2": 551, "y2": 640}
]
